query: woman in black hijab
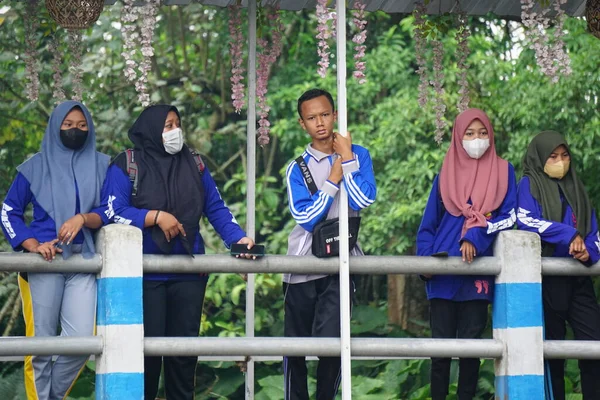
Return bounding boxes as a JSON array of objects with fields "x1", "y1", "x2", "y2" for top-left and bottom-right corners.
[
  {"x1": 517, "y1": 131, "x2": 600, "y2": 400},
  {"x1": 101, "y1": 105, "x2": 256, "y2": 400}
]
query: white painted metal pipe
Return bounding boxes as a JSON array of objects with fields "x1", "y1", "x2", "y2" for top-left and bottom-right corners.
[
  {"x1": 143, "y1": 337, "x2": 503, "y2": 359},
  {"x1": 544, "y1": 340, "x2": 600, "y2": 359},
  {"x1": 141, "y1": 254, "x2": 502, "y2": 275},
  {"x1": 542, "y1": 257, "x2": 600, "y2": 275},
  {"x1": 0, "y1": 253, "x2": 102, "y2": 273},
  {"x1": 0, "y1": 337, "x2": 103, "y2": 356},
  {"x1": 245, "y1": 0, "x2": 257, "y2": 398},
  {"x1": 335, "y1": 3, "x2": 352, "y2": 398}
]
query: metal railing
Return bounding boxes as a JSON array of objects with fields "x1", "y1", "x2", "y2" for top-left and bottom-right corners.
[{"x1": 1, "y1": 226, "x2": 600, "y2": 399}]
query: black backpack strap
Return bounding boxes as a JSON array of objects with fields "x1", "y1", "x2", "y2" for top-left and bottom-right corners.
[
  {"x1": 189, "y1": 149, "x2": 205, "y2": 174},
  {"x1": 126, "y1": 149, "x2": 139, "y2": 197},
  {"x1": 127, "y1": 149, "x2": 204, "y2": 197},
  {"x1": 295, "y1": 155, "x2": 318, "y2": 195}
]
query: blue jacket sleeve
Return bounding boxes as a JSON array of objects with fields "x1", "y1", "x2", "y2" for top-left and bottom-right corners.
[
  {"x1": 416, "y1": 175, "x2": 442, "y2": 256},
  {"x1": 286, "y1": 158, "x2": 337, "y2": 233},
  {"x1": 202, "y1": 167, "x2": 246, "y2": 247},
  {"x1": 516, "y1": 176, "x2": 578, "y2": 246},
  {"x1": 1, "y1": 173, "x2": 35, "y2": 250},
  {"x1": 584, "y1": 211, "x2": 600, "y2": 266},
  {"x1": 89, "y1": 175, "x2": 111, "y2": 223},
  {"x1": 462, "y1": 163, "x2": 518, "y2": 254},
  {"x1": 101, "y1": 164, "x2": 149, "y2": 229},
  {"x1": 341, "y1": 145, "x2": 377, "y2": 211}
]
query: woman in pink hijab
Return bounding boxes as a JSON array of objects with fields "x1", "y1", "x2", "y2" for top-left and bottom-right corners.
[{"x1": 416, "y1": 108, "x2": 517, "y2": 400}]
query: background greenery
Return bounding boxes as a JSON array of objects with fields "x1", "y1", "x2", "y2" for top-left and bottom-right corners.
[{"x1": 0, "y1": 2, "x2": 599, "y2": 399}]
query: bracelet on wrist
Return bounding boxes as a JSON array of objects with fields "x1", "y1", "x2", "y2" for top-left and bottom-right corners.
[{"x1": 154, "y1": 210, "x2": 161, "y2": 225}]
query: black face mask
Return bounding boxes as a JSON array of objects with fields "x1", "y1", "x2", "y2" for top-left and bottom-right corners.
[{"x1": 60, "y1": 128, "x2": 88, "y2": 150}]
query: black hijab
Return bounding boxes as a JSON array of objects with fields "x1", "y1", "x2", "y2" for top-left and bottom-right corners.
[
  {"x1": 522, "y1": 131, "x2": 592, "y2": 256},
  {"x1": 114, "y1": 105, "x2": 204, "y2": 254}
]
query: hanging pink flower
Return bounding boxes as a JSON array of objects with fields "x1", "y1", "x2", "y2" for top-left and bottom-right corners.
[
  {"x1": 137, "y1": 0, "x2": 160, "y2": 106},
  {"x1": 49, "y1": 32, "x2": 66, "y2": 104},
  {"x1": 120, "y1": 0, "x2": 139, "y2": 83},
  {"x1": 431, "y1": 40, "x2": 447, "y2": 144},
  {"x1": 68, "y1": 30, "x2": 84, "y2": 102},
  {"x1": 120, "y1": 0, "x2": 159, "y2": 107},
  {"x1": 520, "y1": 0, "x2": 571, "y2": 83},
  {"x1": 23, "y1": 0, "x2": 40, "y2": 102},
  {"x1": 352, "y1": 0, "x2": 368, "y2": 84},
  {"x1": 228, "y1": 4, "x2": 246, "y2": 114},
  {"x1": 256, "y1": 6, "x2": 283, "y2": 146},
  {"x1": 316, "y1": 0, "x2": 335, "y2": 78},
  {"x1": 455, "y1": 12, "x2": 471, "y2": 113},
  {"x1": 413, "y1": 2, "x2": 428, "y2": 108},
  {"x1": 413, "y1": 1, "x2": 447, "y2": 143}
]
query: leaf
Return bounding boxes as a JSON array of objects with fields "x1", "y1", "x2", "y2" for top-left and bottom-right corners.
[
  {"x1": 231, "y1": 283, "x2": 246, "y2": 305},
  {"x1": 209, "y1": 366, "x2": 246, "y2": 398},
  {"x1": 351, "y1": 375, "x2": 385, "y2": 396}
]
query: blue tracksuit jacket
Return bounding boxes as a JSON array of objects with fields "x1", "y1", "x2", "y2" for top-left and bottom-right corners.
[
  {"x1": 98, "y1": 163, "x2": 246, "y2": 280},
  {"x1": 2, "y1": 173, "x2": 94, "y2": 250},
  {"x1": 516, "y1": 176, "x2": 600, "y2": 265},
  {"x1": 416, "y1": 163, "x2": 518, "y2": 302}
]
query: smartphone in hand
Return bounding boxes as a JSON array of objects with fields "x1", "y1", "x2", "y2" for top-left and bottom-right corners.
[{"x1": 230, "y1": 243, "x2": 266, "y2": 258}]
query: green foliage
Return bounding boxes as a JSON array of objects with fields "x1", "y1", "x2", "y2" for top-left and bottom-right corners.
[{"x1": 0, "y1": 367, "x2": 25, "y2": 400}]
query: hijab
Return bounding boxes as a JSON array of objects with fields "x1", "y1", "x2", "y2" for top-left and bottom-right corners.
[
  {"x1": 113, "y1": 105, "x2": 204, "y2": 254},
  {"x1": 522, "y1": 131, "x2": 592, "y2": 255},
  {"x1": 439, "y1": 108, "x2": 509, "y2": 237},
  {"x1": 17, "y1": 101, "x2": 110, "y2": 259}
]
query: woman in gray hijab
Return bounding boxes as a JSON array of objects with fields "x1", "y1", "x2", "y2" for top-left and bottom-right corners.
[{"x1": 1, "y1": 101, "x2": 109, "y2": 400}]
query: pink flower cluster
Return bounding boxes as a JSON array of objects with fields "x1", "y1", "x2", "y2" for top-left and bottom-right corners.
[
  {"x1": 431, "y1": 40, "x2": 447, "y2": 144},
  {"x1": 68, "y1": 30, "x2": 84, "y2": 102},
  {"x1": 352, "y1": 0, "x2": 368, "y2": 84},
  {"x1": 316, "y1": 0, "x2": 336, "y2": 78},
  {"x1": 256, "y1": 7, "x2": 283, "y2": 146},
  {"x1": 228, "y1": 4, "x2": 245, "y2": 114},
  {"x1": 413, "y1": 1, "x2": 452, "y2": 143},
  {"x1": 49, "y1": 33, "x2": 66, "y2": 104},
  {"x1": 120, "y1": 0, "x2": 159, "y2": 106},
  {"x1": 456, "y1": 12, "x2": 471, "y2": 113},
  {"x1": 120, "y1": 0, "x2": 139, "y2": 83},
  {"x1": 136, "y1": 0, "x2": 160, "y2": 106},
  {"x1": 521, "y1": 0, "x2": 572, "y2": 83},
  {"x1": 23, "y1": 0, "x2": 40, "y2": 102},
  {"x1": 413, "y1": 2, "x2": 428, "y2": 108}
]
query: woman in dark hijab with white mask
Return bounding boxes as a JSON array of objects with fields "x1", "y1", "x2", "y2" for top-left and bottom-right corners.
[
  {"x1": 99, "y1": 105, "x2": 256, "y2": 400},
  {"x1": 1, "y1": 100, "x2": 109, "y2": 400}
]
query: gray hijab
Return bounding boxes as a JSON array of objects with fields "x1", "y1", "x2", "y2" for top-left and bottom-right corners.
[{"x1": 17, "y1": 101, "x2": 110, "y2": 259}]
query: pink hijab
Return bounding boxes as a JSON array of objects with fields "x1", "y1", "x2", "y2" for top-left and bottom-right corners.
[{"x1": 439, "y1": 108, "x2": 509, "y2": 237}]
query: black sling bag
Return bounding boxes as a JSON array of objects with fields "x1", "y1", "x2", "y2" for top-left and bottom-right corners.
[{"x1": 295, "y1": 156, "x2": 361, "y2": 258}]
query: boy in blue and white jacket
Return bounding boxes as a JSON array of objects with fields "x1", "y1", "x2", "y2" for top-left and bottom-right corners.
[{"x1": 283, "y1": 89, "x2": 376, "y2": 400}]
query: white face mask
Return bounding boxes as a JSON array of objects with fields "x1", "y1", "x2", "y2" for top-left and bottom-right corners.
[
  {"x1": 462, "y1": 138, "x2": 490, "y2": 159},
  {"x1": 162, "y1": 127, "x2": 184, "y2": 155}
]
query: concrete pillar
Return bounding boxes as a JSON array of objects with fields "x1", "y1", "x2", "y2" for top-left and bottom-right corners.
[
  {"x1": 95, "y1": 225, "x2": 144, "y2": 399},
  {"x1": 493, "y1": 230, "x2": 545, "y2": 399}
]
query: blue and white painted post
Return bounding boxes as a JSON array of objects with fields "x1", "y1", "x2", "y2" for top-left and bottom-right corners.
[
  {"x1": 95, "y1": 225, "x2": 144, "y2": 399},
  {"x1": 493, "y1": 230, "x2": 545, "y2": 399}
]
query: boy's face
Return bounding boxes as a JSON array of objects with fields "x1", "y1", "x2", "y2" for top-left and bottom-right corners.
[{"x1": 298, "y1": 96, "x2": 337, "y2": 142}]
